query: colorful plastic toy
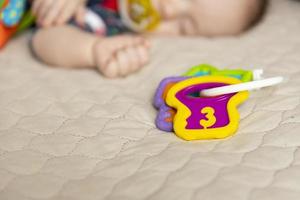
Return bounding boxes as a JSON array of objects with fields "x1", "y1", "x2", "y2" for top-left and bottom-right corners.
[
  {"x1": 166, "y1": 76, "x2": 249, "y2": 141},
  {"x1": 154, "y1": 64, "x2": 258, "y2": 132},
  {"x1": 0, "y1": 0, "x2": 34, "y2": 49},
  {"x1": 119, "y1": 0, "x2": 160, "y2": 32},
  {"x1": 1, "y1": 0, "x2": 25, "y2": 27},
  {"x1": 153, "y1": 64, "x2": 283, "y2": 141}
]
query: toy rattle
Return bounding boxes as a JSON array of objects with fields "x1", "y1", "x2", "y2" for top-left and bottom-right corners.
[
  {"x1": 154, "y1": 64, "x2": 283, "y2": 141},
  {"x1": 154, "y1": 64, "x2": 260, "y2": 132}
]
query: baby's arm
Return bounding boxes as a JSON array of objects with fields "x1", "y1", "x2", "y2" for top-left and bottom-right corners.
[
  {"x1": 32, "y1": 26, "x2": 97, "y2": 69},
  {"x1": 30, "y1": 0, "x2": 150, "y2": 78},
  {"x1": 32, "y1": 25, "x2": 150, "y2": 78},
  {"x1": 31, "y1": 0, "x2": 87, "y2": 27}
]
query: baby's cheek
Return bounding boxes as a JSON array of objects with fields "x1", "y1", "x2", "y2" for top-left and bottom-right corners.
[
  {"x1": 152, "y1": 20, "x2": 181, "y2": 35},
  {"x1": 152, "y1": 0, "x2": 190, "y2": 20},
  {"x1": 188, "y1": 0, "x2": 256, "y2": 36},
  {"x1": 180, "y1": 18, "x2": 198, "y2": 36}
]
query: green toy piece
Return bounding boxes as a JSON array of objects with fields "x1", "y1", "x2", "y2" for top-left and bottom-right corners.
[
  {"x1": 16, "y1": 11, "x2": 35, "y2": 33},
  {"x1": 0, "y1": 0, "x2": 5, "y2": 8},
  {"x1": 184, "y1": 64, "x2": 254, "y2": 82}
]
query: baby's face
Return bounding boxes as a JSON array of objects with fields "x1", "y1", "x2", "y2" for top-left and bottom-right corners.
[{"x1": 151, "y1": 0, "x2": 261, "y2": 36}]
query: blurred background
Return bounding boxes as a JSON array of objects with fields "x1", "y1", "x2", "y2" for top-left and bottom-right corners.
[{"x1": 0, "y1": 1, "x2": 300, "y2": 200}]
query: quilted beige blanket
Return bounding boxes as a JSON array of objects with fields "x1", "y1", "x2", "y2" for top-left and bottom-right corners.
[{"x1": 1, "y1": 0, "x2": 300, "y2": 199}]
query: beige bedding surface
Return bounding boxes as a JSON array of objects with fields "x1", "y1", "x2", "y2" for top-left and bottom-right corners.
[{"x1": 1, "y1": 0, "x2": 300, "y2": 199}]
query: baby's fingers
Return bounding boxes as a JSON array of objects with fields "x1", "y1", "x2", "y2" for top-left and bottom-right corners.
[
  {"x1": 75, "y1": 6, "x2": 86, "y2": 27},
  {"x1": 32, "y1": 0, "x2": 52, "y2": 25},
  {"x1": 42, "y1": 1, "x2": 65, "y2": 27},
  {"x1": 31, "y1": 0, "x2": 43, "y2": 16},
  {"x1": 56, "y1": 1, "x2": 77, "y2": 25},
  {"x1": 136, "y1": 46, "x2": 150, "y2": 66}
]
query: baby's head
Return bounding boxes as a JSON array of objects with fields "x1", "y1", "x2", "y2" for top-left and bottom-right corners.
[{"x1": 152, "y1": 0, "x2": 268, "y2": 36}]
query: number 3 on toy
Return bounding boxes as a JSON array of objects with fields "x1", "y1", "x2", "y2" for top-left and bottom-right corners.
[
  {"x1": 200, "y1": 107, "x2": 216, "y2": 129},
  {"x1": 166, "y1": 76, "x2": 249, "y2": 141}
]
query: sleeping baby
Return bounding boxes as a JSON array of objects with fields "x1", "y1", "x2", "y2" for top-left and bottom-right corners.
[{"x1": 31, "y1": 0, "x2": 268, "y2": 78}]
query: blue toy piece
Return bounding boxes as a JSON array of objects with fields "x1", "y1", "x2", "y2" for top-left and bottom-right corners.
[{"x1": 1, "y1": 0, "x2": 26, "y2": 27}]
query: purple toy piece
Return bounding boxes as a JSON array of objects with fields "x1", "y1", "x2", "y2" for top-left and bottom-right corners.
[
  {"x1": 153, "y1": 76, "x2": 189, "y2": 132},
  {"x1": 155, "y1": 104, "x2": 175, "y2": 132},
  {"x1": 175, "y1": 82, "x2": 235, "y2": 129}
]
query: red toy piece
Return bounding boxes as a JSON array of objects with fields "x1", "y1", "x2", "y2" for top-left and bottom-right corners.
[
  {"x1": 0, "y1": 0, "x2": 18, "y2": 49},
  {"x1": 0, "y1": 25, "x2": 17, "y2": 48},
  {"x1": 101, "y1": 0, "x2": 118, "y2": 12}
]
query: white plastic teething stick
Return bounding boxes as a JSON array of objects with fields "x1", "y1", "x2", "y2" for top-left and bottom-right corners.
[
  {"x1": 85, "y1": 9, "x2": 107, "y2": 33},
  {"x1": 252, "y1": 69, "x2": 264, "y2": 80},
  {"x1": 200, "y1": 76, "x2": 284, "y2": 97}
]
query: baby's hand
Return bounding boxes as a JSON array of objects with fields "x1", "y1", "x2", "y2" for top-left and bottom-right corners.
[{"x1": 32, "y1": 0, "x2": 87, "y2": 27}]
